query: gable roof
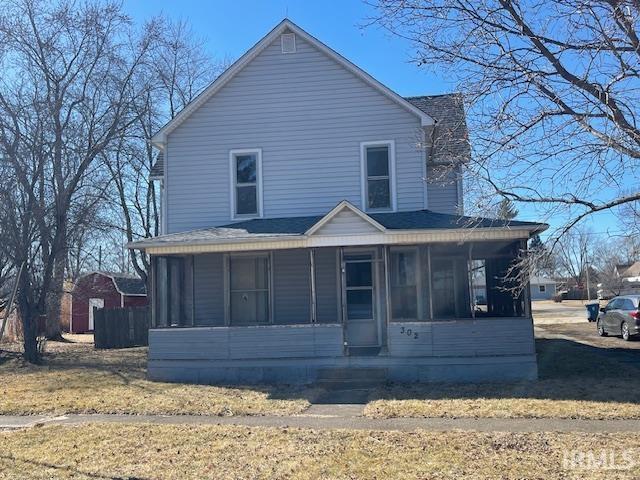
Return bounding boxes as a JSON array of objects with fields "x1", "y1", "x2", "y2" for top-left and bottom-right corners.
[
  {"x1": 150, "y1": 152, "x2": 164, "y2": 180},
  {"x1": 529, "y1": 276, "x2": 556, "y2": 285},
  {"x1": 151, "y1": 19, "x2": 434, "y2": 147},
  {"x1": 621, "y1": 261, "x2": 640, "y2": 278},
  {"x1": 224, "y1": 205, "x2": 544, "y2": 235},
  {"x1": 305, "y1": 201, "x2": 386, "y2": 235},
  {"x1": 129, "y1": 204, "x2": 547, "y2": 251},
  {"x1": 76, "y1": 271, "x2": 147, "y2": 297}
]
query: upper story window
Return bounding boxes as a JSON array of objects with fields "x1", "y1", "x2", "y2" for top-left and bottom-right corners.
[
  {"x1": 230, "y1": 149, "x2": 263, "y2": 219},
  {"x1": 361, "y1": 141, "x2": 396, "y2": 211}
]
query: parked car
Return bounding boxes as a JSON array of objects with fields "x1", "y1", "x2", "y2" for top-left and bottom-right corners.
[{"x1": 596, "y1": 295, "x2": 640, "y2": 341}]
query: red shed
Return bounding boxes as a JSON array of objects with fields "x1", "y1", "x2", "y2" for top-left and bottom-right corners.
[{"x1": 71, "y1": 272, "x2": 148, "y2": 333}]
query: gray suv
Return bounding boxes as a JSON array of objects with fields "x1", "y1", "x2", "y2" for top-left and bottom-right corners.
[{"x1": 597, "y1": 295, "x2": 640, "y2": 341}]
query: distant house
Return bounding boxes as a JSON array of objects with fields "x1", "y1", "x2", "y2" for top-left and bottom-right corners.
[
  {"x1": 598, "y1": 262, "x2": 640, "y2": 299},
  {"x1": 618, "y1": 262, "x2": 640, "y2": 283},
  {"x1": 472, "y1": 276, "x2": 556, "y2": 303},
  {"x1": 70, "y1": 272, "x2": 147, "y2": 333},
  {"x1": 529, "y1": 276, "x2": 557, "y2": 300}
]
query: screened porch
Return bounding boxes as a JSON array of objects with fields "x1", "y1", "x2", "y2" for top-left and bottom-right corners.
[{"x1": 150, "y1": 239, "x2": 531, "y2": 353}]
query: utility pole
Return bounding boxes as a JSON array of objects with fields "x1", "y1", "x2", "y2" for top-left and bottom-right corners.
[{"x1": 585, "y1": 262, "x2": 591, "y2": 301}]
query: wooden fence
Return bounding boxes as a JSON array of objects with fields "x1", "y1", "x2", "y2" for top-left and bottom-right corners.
[{"x1": 94, "y1": 306, "x2": 149, "y2": 349}]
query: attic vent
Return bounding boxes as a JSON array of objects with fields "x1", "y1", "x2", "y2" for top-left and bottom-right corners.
[{"x1": 281, "y1": 33, "x2": 296, "y2": 54}]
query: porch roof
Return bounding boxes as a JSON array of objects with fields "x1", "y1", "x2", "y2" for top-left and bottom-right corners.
[{"x1": 128, "y1": 202, "x2": 547, "y2": 255}]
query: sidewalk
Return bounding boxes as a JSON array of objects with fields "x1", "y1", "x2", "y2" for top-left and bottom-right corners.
[{"x1": 3, "y1": 411, "x2": 640, "y2": 433}]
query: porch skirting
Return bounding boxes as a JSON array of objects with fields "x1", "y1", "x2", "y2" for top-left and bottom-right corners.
[
  {"x1": 148, "y1": 354, "x2": 538, "y2": 384},
  {"x1": 147, "y1": 318, "x2": 538, "y2": 384}
]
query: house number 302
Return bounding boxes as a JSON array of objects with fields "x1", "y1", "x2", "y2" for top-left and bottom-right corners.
[{"x1": 399, "y1": 326, "x2": 419, "y2": 339}]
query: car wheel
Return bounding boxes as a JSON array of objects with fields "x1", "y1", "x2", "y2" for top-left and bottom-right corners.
[
  {"x1": 597, "y1": 320, "x2": 607, "y2": 337},
  {"x1": 622, "y1": 322, "x2": 631, "y2": 341}
]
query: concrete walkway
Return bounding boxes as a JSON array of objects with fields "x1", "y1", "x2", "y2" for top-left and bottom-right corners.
[{"x1": 2, "y1": 412, "x2": 640, "y2": 433}]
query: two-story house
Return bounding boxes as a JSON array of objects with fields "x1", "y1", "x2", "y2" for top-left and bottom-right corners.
[{"x1": 130, "y1": 19, "x2": 547, "y2": 384}]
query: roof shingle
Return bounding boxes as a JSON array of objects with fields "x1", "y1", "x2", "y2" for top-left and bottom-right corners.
[
  {"x1": 150, "y1": 152, "x2": 164, "y2": 179},
  {"x1": 405, "y1": 94, "x2": 470, "y2": 164}
]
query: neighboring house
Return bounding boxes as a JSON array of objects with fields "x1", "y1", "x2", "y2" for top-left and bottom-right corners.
[
  {"x1": 472, "y1": 276, "x2": 556, "y2": 303},
  {"x1": 619, "y1": 261, "x2": 640, "y2": 283},
  {"x1": 71, "y1": 272, "x2": 147, "y2": 333},
  {"x1": 529, "y1": 277, "x2": 557, "y2": 301},
  {"x1": 472, "y1": 272, "x2": 556, "y2": 305},
  {"x1": 129, "y1": 19, "x2": 547, "y2": 384},
  {"x1": 598, "y1": 261, "x2": 640, "y2": 299}
]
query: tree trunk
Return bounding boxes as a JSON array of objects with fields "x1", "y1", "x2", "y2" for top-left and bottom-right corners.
[
  {"x1": 44, "y1": 252, "x2": 66, "y2": 340},
  {"x1": 17, "y1": 278, "x2": 41, "y2": 364}
]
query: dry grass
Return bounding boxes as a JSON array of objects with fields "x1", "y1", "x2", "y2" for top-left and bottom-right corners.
[
  {"x1": 0, "y1": 337, "x2": 318, "y2": 416},
  {"x1": 1, "y1": 423, "x2": 639, "y2": 479},
  {"x1": 365, "y1": 337, "x2": 640, "y2": 420}
]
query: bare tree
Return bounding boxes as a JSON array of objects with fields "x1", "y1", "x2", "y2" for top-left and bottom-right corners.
[
  {"x1": 496, "y1": 198, "x2": 519, "y2": 220},
  {"x1": 105, "y1": 18, "x2": 223, "y2": 285},
  {"x1": 368, "y1": 0, "x2": 640, "y2": 236},
  {"x1": 0, "y1": 0, "x2": 155, "y2": 360},
  {"x1": 555, "y1": 227, "x2": 597, "y2": 287}
]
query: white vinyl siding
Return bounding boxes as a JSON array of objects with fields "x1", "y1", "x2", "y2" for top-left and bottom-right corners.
[{"x1": 426, "y1": 164, "x2": 461, "y2": 215}]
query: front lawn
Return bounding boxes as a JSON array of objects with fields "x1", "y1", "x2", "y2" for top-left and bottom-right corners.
[
  {"x1": 0, "y1": 337, "x2": 318, "y2": 416},
  {"x1": 2, "y1": 423, "x2": 639, "y2": 479},
  {"x1": 365, "y1": 336, "x2": 640, "y2": 420}
]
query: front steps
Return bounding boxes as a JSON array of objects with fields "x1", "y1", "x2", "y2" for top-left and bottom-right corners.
[{"x1": 316, "y1": 367, "x2": 388, "y2": 390}]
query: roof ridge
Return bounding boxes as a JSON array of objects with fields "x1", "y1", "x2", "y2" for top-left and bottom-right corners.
[{"x1": 404, "y1": 92, "x2": 464, "y2": 99}]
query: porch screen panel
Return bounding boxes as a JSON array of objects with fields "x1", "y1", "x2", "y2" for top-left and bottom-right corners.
[
  {"x1": 168, "y1": 257, "x2": 185, "y2": 326},
  {"x1": 194, "y1": 253, "x2": 225, "y2": 326},
  {"x1": 314, "y1": 248, "x2": 340, "y2": 323},
  {"x1": 390, "y1": 250, "x2": 418, "y2": 320},
  {"x1": 229, "y1": 256, "x2": 270, "y2": 325},
  {"x1": 273, "y1": 249, "x2": 310, "y2": 325},
  {"x1": 155, "y1": 257, "x2": 168, "y2": 327},
  {"x1": 431, "y1": 258, "x2": 456, "y2": 318}
]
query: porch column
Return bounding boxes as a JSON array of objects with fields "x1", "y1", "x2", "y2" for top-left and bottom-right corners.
[
  {"x1": 150, "y1": 256, "x2": 156, "y2": 328},
  {"x1": 468, "y1": 243, "x2": 475, "y2": 319},
  {"x1": 383, "y1": 246, "x2": 392, "y2": 326},
  {"x1": 309, "y1": 248, "x2": 317, "y2": 323},
  {"x1": 522, "y1": 239, "x2": 532, "y2": 319},
  {"x1": 427, "y1": 245, "x2": 434, "y2": 320}
]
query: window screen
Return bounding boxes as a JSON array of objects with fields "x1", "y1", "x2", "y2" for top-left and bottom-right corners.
[
  {"x1": 229, "y1": 255, "x2": 270, "y2": 325},
  {"x1": 390, "y1": 250, "x2": 418, "y2": 319}
]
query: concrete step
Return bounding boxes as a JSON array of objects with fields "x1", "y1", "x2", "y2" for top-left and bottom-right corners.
[
  {"x1": 316, "y1": 367, "x2": 388, "y2": 382},
  {"x1": 310, "y1": 389, "x2": 371, "y2": 405},
  {"x1": 347, "y1": 346, "x2": 382, "y2": 356},
  {"x1": 317, "y1": 379, "x2": 385, "y2": 390}
]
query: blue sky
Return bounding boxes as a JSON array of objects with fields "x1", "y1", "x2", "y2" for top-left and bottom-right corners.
[{"x1": 122, "y1": 0, "x2": 622, "y2": 238}]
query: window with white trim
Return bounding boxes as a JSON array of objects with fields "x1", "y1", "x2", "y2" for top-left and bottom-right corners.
[
  {"x1": 361, "y1": 141, "x2": 395, "y2": 211},
  {"x1": 539, "y1": 285, "x2": 546, "y2": 293},
  {"x1": 229, "y1": 254, "x2": 270, "y2": 325},
  {"x1": 230, "y1": 149, "x2": 262, "y2": 218}
]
